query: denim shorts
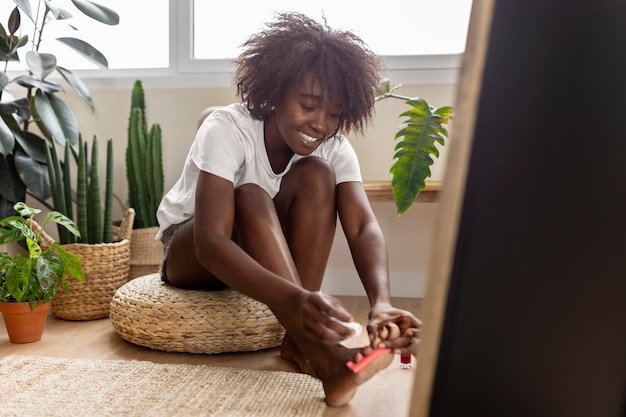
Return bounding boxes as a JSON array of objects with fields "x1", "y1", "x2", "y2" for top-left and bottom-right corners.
[{"x1": 158, "y1": 218, "x2": 192, "y2": 284}]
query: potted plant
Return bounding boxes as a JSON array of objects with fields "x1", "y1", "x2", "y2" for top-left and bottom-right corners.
[
  {"x1": 0, "y1": 0, "x2": 119, "y2": 218},
  {"x1": 375, "y1": 79, "x2": 454, "y2": 215},
  {"x1": 125, "y1": 80, "x2": 164, "y2": 278},
  {"x1": 0, "y1": 201, "x2": 84, "y2": 343},
  {"x1": 43, "y1": 134, "x2": 135, "y2": 320}
]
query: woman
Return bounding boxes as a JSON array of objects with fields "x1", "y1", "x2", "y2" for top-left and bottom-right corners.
[{"x1": 156, "y1": 12, "x2": 422, "y2": 407}]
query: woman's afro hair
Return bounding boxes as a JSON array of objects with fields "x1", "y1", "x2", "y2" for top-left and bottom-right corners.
[{"x1": 234, "y1": 12, "x2": 383, "y2": 135}]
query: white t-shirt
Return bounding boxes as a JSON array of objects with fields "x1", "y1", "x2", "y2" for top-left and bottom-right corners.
[{"x1": 156, "y1": 103, "x2": 362, "y2": 239}]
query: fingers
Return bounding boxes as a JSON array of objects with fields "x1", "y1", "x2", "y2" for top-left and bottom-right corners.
[
  {"x1": 382, "y1": 329, "x2": 420, "y2": 356},
  {"x1": 368, "y1": 320, "x2": 421, "y2": 355},
  {"x1": 301, "y1": 291, "x2": 355, "y2": 343}
]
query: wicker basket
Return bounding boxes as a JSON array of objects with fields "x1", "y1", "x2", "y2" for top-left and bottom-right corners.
[
  {"x1": 129, "y1": 226, "x2": 163, "y2": 279},
  {"x1": 35, "y1": 209, "x2": 135, "y2": 321}
]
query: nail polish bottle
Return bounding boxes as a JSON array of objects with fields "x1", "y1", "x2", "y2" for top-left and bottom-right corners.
[{"x1": 400, "y1": 354, "x2": 412, "y2": 369}]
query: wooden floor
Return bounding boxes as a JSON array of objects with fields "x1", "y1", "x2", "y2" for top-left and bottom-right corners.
[{"x1": 0, "y1": 296, "x2": 422, "y2": 417}]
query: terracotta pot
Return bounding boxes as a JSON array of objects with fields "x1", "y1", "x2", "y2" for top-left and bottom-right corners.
[{"x1": 0, "y1": 301, "x2": 52, "y2": 343}]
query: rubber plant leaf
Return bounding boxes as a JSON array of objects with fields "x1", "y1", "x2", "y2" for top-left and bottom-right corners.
[
  {"x1": 25, "y1": 51, "x2": 57, "y2": 80},
  {"x1": 14, "y1": 74, "x2": 64, "y2": 93},
  {"x1": 0, "y1": 33, "x2": 28, "y2": 62},
  {"x1": 0, "y1": 157, "x2": 25, "y2": 202},
  {"x1": 14, "y1": 130, "x2": 48, "y2": 163},
  {"x1": 0, "y1": 97, "x2": 30, "y2": 122},
  {"x1": 31, "y1": 89, "x2": 79, "y2": 147},
  {"x1": 44, "y1": 1, "x2": 74, "y2": 20},
  {"x1": 57, "y1": 66, "x2": 94, "y2": 109},
  {"x1": 8, "y1": 5, "x2": 21, "y2": 33},
  {"x1": 0, "y1": 114, "x2": 16, "y2": 156},
  {"x1": 71, "y1": 0, "x2": 120, "y2": 25},
  {"x1": 56, "y1": 37, "x2": 108, "y2": 68},
  {"x1": 390, "y1": 98, "x2": 453, "y2": 215},
  {"x1": 13, "y1": 0, "x2": 33, "y2": 21},
  {"x1": 14, "y1": 148, "x2": 51, "y2": 202}
]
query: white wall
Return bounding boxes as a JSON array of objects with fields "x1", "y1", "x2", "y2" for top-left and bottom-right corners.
[{"x1": 49, "y1": 80, "x2": 457, "y2": 298}]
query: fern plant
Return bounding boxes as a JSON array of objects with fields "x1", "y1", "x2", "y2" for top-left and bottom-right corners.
[
  {"x1": 126, "y1": 80, "x2": 164, "y2": 229},
  {"x1": 376, "y1": 80, "x2": 454, "y2": 215}
]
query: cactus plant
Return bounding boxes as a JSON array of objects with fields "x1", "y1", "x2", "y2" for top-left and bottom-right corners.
[
  {"x1": 126, "y1": 80, "x2": 164, "y2": 229},
  {"x1": 45, "y1": 134, "x2": 115, "y2": 244}
]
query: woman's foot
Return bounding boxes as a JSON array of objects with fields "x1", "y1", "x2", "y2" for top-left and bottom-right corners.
[
  {"x1": 282, "y1": 333, "x2": 394, "y2": 406},
  {"x1": 280, "y1": 333, "x2": 316, "y2": 376},
  {"x1": 317, "y1": 345, "x2": 394, "y2": 407}
]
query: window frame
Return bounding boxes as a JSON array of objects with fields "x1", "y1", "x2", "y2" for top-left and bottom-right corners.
[{"x1": 20, "y1": 0, "x2": 464, "y2": 90}]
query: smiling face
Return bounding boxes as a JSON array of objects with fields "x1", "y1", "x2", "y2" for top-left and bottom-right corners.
[{"x1": 264, "y1": 73, "x2": 343, "y2": 169}]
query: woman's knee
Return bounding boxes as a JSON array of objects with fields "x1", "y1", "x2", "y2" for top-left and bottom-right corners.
[
  {"x1": 283, "y1": 157, "x2": 336, "y2": 196},
  {"x1": 234, "y1": 184, "x2": 275, "y2": 218}
]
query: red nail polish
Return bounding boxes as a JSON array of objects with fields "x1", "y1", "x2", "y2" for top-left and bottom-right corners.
[{"x1": 400, "y1": 354, "x2": 411, "y2": 369}]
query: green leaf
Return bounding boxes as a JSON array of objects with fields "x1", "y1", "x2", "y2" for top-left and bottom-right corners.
[
  {"x1": 0, "y1": 155, "x2": 25, "y2": 202},
  {"x1": 76, "y1": 135, "x2": 88, "y2": 242},
  {"x1": 70, "y1": 0, "x2": 120, "y2": 25},
  {"x1": 45, "y1": 2, "x2": 73, "y2": 20},
  {"x1": 14, "y1": 201, "x2": 40, "y2": 217},
  {"x1": 31, "y1": 90, "x2": 79, "y2": 147},
  {"x1": 57, "y1": 66, "x2": 94, "y2": 109},
  {"x1": 0, "y1": 216, "x2": 27, "y2": 244},
  {"x1": 25, "y1": 51, "x2": 57, "y2": 80},
  {"x1": 14, "y1": 148, "x2": 51, "y2": 201},
  {"x1": 14, "y1": 74, "x2": 64, "y2": 93},
  {"x1": 0, "y1": 115, "x2": 16, "y2": 156},
  {"x1": 103, "y1": 138, "x2": 113, "y2": 242},
  {"x1": 8, "y1": 6, "x2": 21, "y2": 34},
  {"x1": 0, "y1": 73, "x2": 8, "y2": 89},
  {"x1": 26, "y1": 237, "x2": 42, "y2": 259},
  {"x1": 0, "y1": 98, "x2": 30, "y2": 122},
  {"x1": 389, "y1": 98, "x2": 452, "y2": 215},
  {"x1": 56, "y1": 37, "x2": 108, "y2": 68},
  {"x1": 5, "y1": 255, "x2": 29, "y2": 302},
  {"x1": 13, "y1": 130, "x2": 48, "y2": 163},
  {"x1": 46, "y1": 210, "x2": 81, "y2": 239},
  {"x1": 51, "y1": 242, "x2": 85, "y2": 282},
  {"x1": 87, "y1": 135, "x2": 102, "y2": 243},
  {"x1": 13, "y1": 1, "x2": 33, "y2": 22}
]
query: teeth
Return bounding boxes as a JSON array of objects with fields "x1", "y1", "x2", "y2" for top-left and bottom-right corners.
[{"x1": 299, "y1": 131, "x2": 319, "y2": 143}]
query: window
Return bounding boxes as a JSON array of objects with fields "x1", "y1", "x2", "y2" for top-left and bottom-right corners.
[
  {"x1": 1, "y1": 0, "x2": 473, "y2": 87},
  {"x1": 0, "y1": 0, "x2": 168, "y2": 70},
  {"x1": 193, "y1": 1, "x2": 473, "y2": 59}
]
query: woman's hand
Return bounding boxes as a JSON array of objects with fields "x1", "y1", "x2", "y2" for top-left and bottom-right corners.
[
  {"x1": 367, "y1": 302, "x2": 423, "y2": 356},
  {"x1": 298, "y1": 291, "x2": 358, "y2": 345}
]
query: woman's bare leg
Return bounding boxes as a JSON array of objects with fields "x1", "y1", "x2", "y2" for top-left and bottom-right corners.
[
  {"x1": 165, "y1": 157, "x2": 392, "y2": 406},
  {"x1": 270, "y1": 158, "x2": 337, "y2": 375},
  {"x1": 235, "y1": 157, "x2": 392, "y2": 406}
]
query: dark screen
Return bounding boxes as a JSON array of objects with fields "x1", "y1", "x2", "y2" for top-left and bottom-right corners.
[{"x1": 429, "y1": 1, "x2": 626, "y2": 416}]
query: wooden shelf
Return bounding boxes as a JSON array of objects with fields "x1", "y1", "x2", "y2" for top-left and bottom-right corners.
[{"x1": 363, "y1": 180, "x2": 442, "y2": 203}]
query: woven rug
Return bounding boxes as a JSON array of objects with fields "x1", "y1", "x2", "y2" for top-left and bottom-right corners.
[{"x1": 0, "y1": 355, "x2": 327, "y2": 417}]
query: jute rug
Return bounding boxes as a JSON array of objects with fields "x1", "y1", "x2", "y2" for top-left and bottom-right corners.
[{"x1": 0, "y1": 355, "x2": 327, "y2": 416}]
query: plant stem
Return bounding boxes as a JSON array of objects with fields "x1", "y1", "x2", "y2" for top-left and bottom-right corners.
[{"x1": 375, "y1": 92, "x2": 412, "y2": 102}]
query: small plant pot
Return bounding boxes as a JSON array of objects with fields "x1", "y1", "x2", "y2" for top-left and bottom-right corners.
[
  {"x1": 32, "y1": 208, "x2": 136, "y2": 321},
  {"x1": 0, "y1": 301, "x2": 52, "y2": 343}
]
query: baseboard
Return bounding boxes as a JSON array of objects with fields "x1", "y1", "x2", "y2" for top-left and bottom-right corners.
[{"x1": 321, "y1": 270, "x2": 426, "y2": 298}]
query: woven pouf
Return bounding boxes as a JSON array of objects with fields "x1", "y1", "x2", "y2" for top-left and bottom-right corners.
[{"x1": 109, "y1": 274, "x2": 285, "y2": 354}]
